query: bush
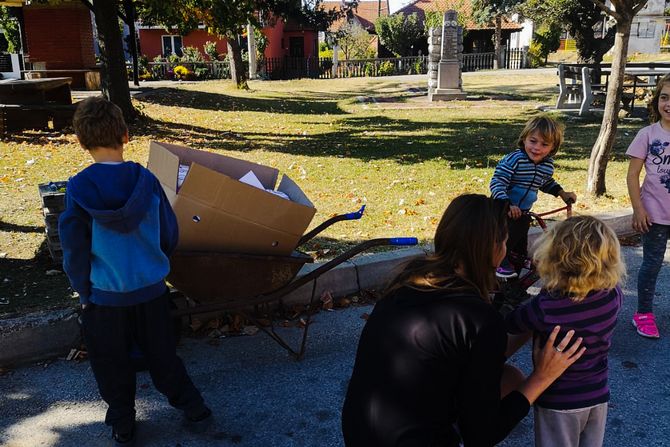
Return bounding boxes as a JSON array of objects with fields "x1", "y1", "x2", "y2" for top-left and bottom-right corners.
[
  {"x1": 204, "y1": 41, "x2": 219, "y2": 61},
  {"x1": 181, "y1": 46, "x2": 205, "y2": 63},
  {"x1": 378, "y1": 60, "x2": 394, "y2": 76},
  {"x1": 173, "y1": 65, "x2": 191, "y2": 81},
  {"x1": 194, "y1": 66, "x2": 209, "y2": 80},
  {"x1": 411, "y1": 59, "x2": 424, "y2": 74},
  {"x1": 528, "y1": 41, "x2": 544, "y2": 68},
  {"x1": 364, "y1": 62, "x2": 375, "y2": 77},
  {"x1": 320, "y1": 48, "x2": 334, "y2": 59}
]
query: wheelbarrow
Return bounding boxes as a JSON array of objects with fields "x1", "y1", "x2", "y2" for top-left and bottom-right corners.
[{"x1": 168, "y1": 205, "x2": 418, "y2": 360}]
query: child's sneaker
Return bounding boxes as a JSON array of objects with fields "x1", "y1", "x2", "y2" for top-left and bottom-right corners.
[
  {"x1": 112, "y1": 423, "x2": 136, "y2": 446},
  {"x1": 632, "y1": 312, "x2": 660, "y2": 339},
  {"x1": 495, "y1": 265, "x2": 518, "y2": 279}
]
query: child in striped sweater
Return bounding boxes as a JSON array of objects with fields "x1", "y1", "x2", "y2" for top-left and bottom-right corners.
[
  {"x1": 506, "y1": 215, "x2": 625, "y2": 447},
  {"x1": 490, "y1": 115, "x2": 576, "y2": 279}
]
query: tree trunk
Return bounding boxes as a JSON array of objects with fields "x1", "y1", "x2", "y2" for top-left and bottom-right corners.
[
  {"x1": 586, "y1": 19, "x2": 632, "y2": 196},
  {"x1": 92, "y1": 0, "x2": 136, "y2": 122},
  {"x1": 227, "y1": 36, "x2": 248, "y2": 88},
  {"x1": 493, "y1": 15, "x2": 502, "y2": 69},
  {"x1": 247, "y1": 23, "x2": 257, "y2": 80},
  {"x1": 123, "y1": 0, "x2": 139, "y2": 87}
]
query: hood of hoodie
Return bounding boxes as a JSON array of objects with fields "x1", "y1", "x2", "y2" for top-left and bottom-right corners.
[{"x1": 67, "y1": 162, "x2": 155, "y2": 233}]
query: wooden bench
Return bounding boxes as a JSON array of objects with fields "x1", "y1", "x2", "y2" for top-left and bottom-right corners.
[
  {"x1": 0, "y1": 77, "x2": 75, "y2": 135},
  {"x1": 556, "y1": 64, "x2": 607, "y2": 115},
  {"x1": 556, "y1": 63, "x2": 670, "y2": 115}
]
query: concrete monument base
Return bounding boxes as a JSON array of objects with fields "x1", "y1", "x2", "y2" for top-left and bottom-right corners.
[{"x1": 428, "y1": 88, "x2": 467, "y2": 101}]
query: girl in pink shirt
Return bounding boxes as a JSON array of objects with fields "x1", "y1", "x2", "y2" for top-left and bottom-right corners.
[{"x1": 626, "y1": 73, "x2": 670, "y2": 338}]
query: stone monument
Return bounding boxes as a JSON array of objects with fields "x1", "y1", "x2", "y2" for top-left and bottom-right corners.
[{"x1": 428, "y1": 10, "x2": 466, "y2": 101}]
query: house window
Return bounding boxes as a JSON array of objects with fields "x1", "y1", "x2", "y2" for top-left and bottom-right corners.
[
  {"x1": 162, "y1": 35, "x2": 183, "y2": 57},
  {"x1": 636, "y1": 21, "x2": 656, "y2": 39}
]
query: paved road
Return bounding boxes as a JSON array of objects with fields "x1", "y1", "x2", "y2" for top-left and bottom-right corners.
[{"x1": 1, "y1": 244, "x2": 669, "y2": 447}]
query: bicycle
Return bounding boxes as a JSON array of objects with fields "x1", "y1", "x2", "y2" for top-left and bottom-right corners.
[{"x1": 493, "y1": 201, "x2": 574, "y2": 315}]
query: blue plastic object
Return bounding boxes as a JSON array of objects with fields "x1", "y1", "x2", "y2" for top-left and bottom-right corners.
[
  {"x1": 345, "y1": 205, "x2": 366, "y2": 220},
  {"x1": 389, "y1": 237, "x2": 418, "y2": 246}
]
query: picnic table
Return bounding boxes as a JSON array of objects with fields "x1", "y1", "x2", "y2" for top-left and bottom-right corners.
[
  {"x1": 0, "y1": 77, "x2": 76, "y2": 135},
  {"x1": 555, "y1": 63, "x2": 670, "y2": 115}
]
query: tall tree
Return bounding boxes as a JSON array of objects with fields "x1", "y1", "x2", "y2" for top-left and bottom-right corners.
[
  {"x1": 520, "y1": 0, "x2": 616, "y2": 74},
  {"x1": 375, "y1": 12, "x2": 424, "y2": 56},
  {"x1": 472, "y1": 0, "x2": 524, "y2": 69},
  {"x1": 337, "y1": 21, "x2": 374, "y2": 59},
  {"x1": 586, "y1": 0, "x2": 648, "y2": 195}
]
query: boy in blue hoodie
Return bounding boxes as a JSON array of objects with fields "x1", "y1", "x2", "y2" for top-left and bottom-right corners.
[{"x1": 59, "y1": 97, "x2": 211, "y2": 446}]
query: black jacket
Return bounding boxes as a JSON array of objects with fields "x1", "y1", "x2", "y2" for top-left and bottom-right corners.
[{"x1": 342, "y1": 286, "x2": 530, "y2": 447}]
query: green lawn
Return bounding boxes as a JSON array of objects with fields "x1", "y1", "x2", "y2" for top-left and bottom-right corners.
[{"x1": 0, "y1": 71, "x2": 642, "y2": 315}]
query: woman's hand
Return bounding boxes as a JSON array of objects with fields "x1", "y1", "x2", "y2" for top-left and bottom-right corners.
[
  {"x1": 532, "y1": 326, "x2": 585, "y2": 382},
  {"x1": 517, "y1": 325, "x2": 585, "y2": 404},
  {"x1": 508, "y1": 205, "x2": 522, "y2": 219}
]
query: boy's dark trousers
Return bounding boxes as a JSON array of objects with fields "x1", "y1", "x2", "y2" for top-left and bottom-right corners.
[
  {"x1": 81, "y1": 290, "x2": 205, "y2": 432},
  {"x1": 507, "y1": 214, "x2": 532, "y2": 259}
]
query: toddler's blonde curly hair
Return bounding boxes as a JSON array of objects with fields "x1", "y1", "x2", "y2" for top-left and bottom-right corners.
[{"x1": 533, "y1": 215, "x2": 625, "y2": 300}]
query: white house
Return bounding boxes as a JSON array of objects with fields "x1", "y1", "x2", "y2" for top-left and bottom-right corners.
[{"x1": 627, "y1": 0, "x2": 665, "y2": 54}]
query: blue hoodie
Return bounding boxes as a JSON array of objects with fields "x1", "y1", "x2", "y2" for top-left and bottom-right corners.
[{"x1": 58, "y1": 162, "x2": 178, "y2": 306}]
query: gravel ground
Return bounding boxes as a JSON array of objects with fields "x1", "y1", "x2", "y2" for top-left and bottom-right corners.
[{"x1": 1, "y1": 244, "x2": 669, "y2": 447}]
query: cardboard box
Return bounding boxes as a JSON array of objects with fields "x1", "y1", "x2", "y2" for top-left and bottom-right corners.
[{"x1": 147, "y1": 141, "x2": 316, "y2": 255}]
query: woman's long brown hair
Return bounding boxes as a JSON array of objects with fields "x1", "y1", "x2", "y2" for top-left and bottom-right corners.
[{"x1": 385, "y1": 194, "x2": 508, "y2": 301}]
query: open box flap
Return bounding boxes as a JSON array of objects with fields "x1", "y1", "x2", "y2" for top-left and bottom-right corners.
[
  {"x1": 278, "y1": 175, "x2": 314, "y2": 208},
  {"x1": 148, "y1": 141, "x2": 180, "y2": 192},
  {"x1": 150, "y1": 141, "x2": 278, "y2": 188}
]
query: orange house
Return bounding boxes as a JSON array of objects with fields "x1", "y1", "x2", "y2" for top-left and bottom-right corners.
[{"x1": 138, "y1": 18, "x2": 319, "y2": 61}]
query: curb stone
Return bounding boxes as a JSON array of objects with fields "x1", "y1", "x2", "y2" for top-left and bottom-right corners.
[
  {"x1": 0, "y1": 210, "x2": 636, "y2": 368},
  {"x1": 0, "y1": 308, "x2": 80, "y2": 367}
]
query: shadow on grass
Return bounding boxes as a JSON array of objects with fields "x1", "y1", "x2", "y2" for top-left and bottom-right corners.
[
  {"x1": 136, "y1": 87, "x2": 351, "y2": 115},
  {"x1": 0, "y1": 239, "x2": 72, "y2": 316},
  {"x1": 131, "y1": 110, "x2": 636, "y2": 167},
  {"x1": 0, "y1": 221, "x2": 44, "y2": 234}
]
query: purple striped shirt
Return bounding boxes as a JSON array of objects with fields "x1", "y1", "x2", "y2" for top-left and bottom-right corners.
[{"x1": 505, "y1": 286, "x2": 623, "y2": 410}]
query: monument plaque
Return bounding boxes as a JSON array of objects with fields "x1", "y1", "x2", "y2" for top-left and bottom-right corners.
[{"x1": 428, "y1": 10, "x2": 466, "y2": 101}]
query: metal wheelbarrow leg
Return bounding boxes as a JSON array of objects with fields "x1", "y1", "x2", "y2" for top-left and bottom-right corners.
[{"x1": 172, "y1": 237, "x2": 418, "y2": 360}]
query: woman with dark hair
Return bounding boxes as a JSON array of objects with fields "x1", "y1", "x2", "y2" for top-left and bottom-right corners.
[{"x1": 341, "y1": 194, "x2": 585, "y2": 447}]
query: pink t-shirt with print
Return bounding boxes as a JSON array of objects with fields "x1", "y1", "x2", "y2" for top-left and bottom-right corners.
[{"x1": 626, "y1": 122, "x2": 670, "y2": 225}]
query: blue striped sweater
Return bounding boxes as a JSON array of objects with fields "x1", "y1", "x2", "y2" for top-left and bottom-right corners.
[{"x1": 490, "y1": 149, "x2": 563, "y2": 210}]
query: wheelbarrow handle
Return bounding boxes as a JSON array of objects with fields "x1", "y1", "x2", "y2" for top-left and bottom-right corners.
[
  {"x1": 344, "y1": 205, "x2": 366, "y2": 220},
  {"x1": 389, "y1": 237, "x2": 418, "y2": 246},
  {"x1": 297, "y1": 205, "x2": 367, "y2": 247}
]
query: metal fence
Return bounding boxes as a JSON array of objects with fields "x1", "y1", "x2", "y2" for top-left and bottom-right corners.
[
  {"x1": 131, "y1": 49, "x2": 527, "y2": 82},
  {"x1": 461, "y1": 48, "x2": 529, "y2": 72},
  {"x1": 262, "y1": 56, "x2": 427, "y2": 80}
]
